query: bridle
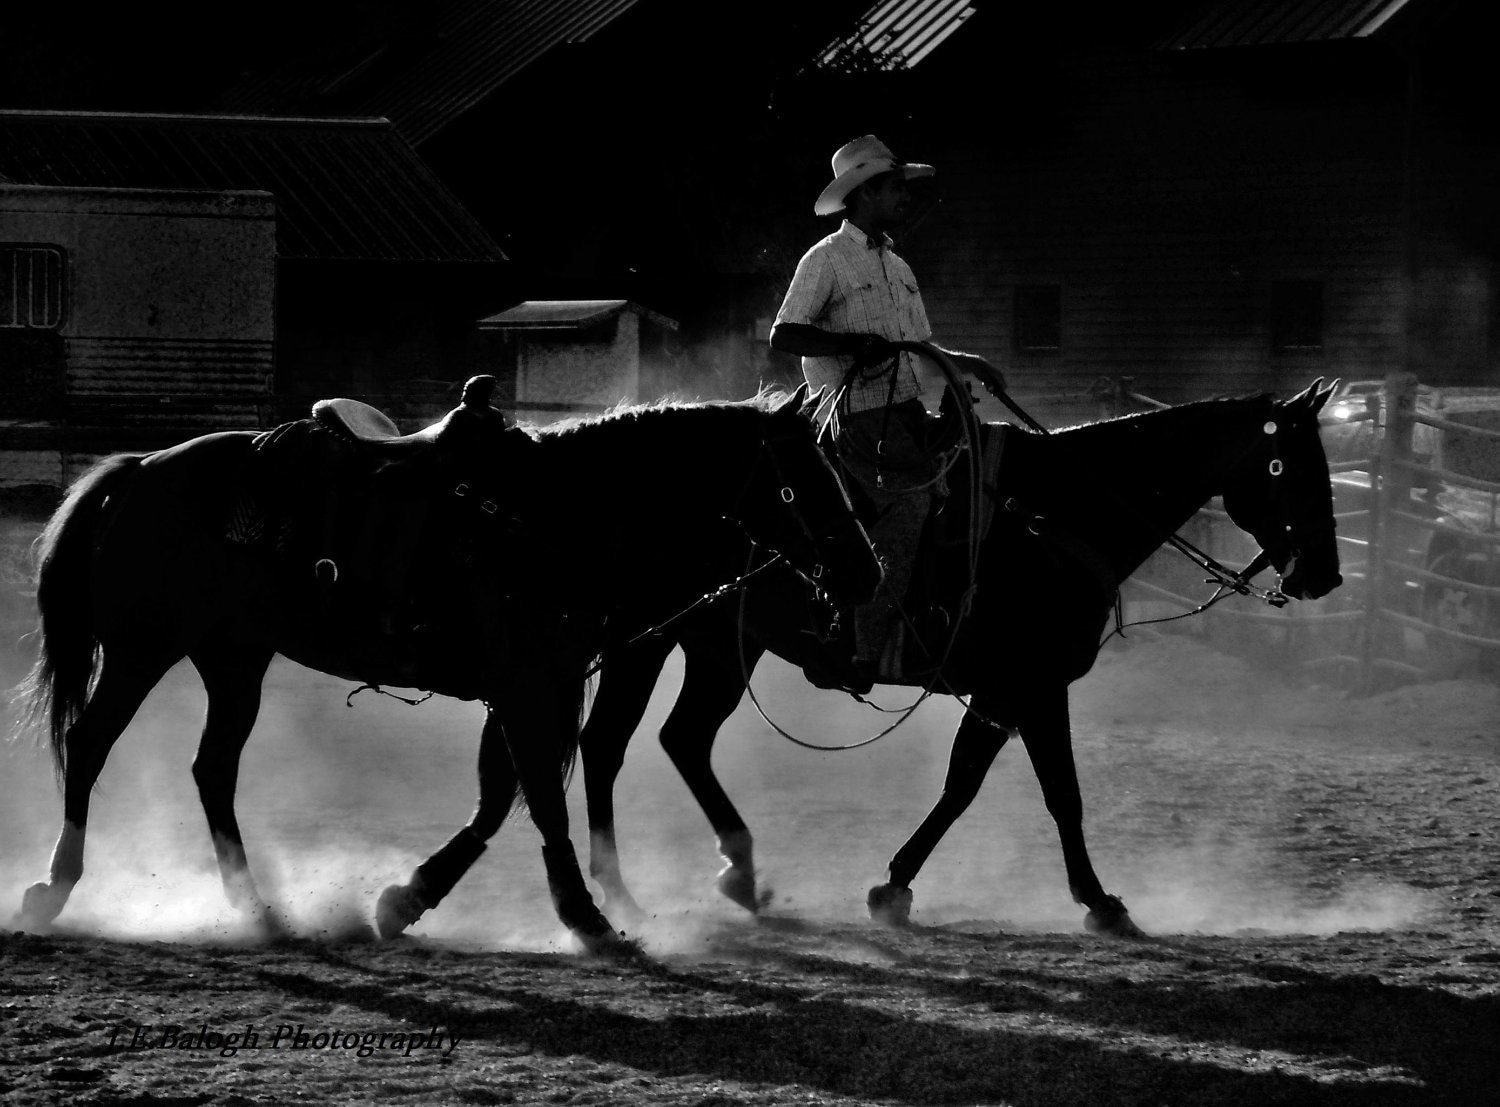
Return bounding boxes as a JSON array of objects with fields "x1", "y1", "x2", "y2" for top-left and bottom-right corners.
[
  {"x1": 1250, "y1": 411, "x2": 1336, "y2": 588},
  {"x1": 1103, "y1": 406, "x2": 1325, "y2": 641},
  {"x1": 1216, "y1": 411, "x2": 1314, "y2": 600},
  {"x1": 730, "y1": 423, "x2": 845, "y2": 590}
]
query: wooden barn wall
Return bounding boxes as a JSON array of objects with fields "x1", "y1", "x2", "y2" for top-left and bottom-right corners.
[
  {"x1": 0, "y1": 186, "x2": 279, "y2": 441},
  {"x1": 905, "y1": 44, "x2": 1410, "y2": 419},
  {"x1": 65, "y1": 336, "x2": 273, "y2": 424}
]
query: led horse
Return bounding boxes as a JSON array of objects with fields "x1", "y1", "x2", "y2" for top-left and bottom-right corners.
[{"x1": 13, "y1": 381, "x2": 880, "y2": 950}]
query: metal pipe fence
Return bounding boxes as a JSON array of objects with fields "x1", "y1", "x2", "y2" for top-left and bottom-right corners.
[{"x1": 1118, "y1": 374, "x2": 1500, "y2": 690}]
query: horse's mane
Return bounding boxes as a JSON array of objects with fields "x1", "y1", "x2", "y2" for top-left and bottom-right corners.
[
  {"x1": 531, "y1": 386, "x2": 797, "y2": 441},
  {"x1": 1051, "y1": 391, "x2": 1273, "y2": 437}
]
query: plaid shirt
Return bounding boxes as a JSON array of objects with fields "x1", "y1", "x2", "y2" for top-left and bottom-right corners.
[{"x1": 774, "y1": 221, "x2": 932, "y2": 416}]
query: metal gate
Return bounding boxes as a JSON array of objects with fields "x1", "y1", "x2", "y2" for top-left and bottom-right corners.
[{"x1": 1122, "y1": 374, "x2": 1500, "y2": 690}]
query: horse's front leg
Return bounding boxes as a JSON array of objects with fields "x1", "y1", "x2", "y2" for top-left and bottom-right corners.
[
  {"x1": 660, "y1": 636, "x2": 769, "y2": 914},
  {"x1": 869, "y1": 700, "x2": 1010, "y2": 926},
  {"x1": 376, "y1": 706, "x2": 517, "y2": 938},
  {"x1": 1017, "y1": 683, "x2": 1144, "y2": 938},
  {"x1": 580, "y1": 635, "x2": 676, "y2": 923}
]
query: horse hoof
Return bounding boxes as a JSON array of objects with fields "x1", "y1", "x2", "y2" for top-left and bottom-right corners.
[
  {"x1": 375, "y1": 883, "x2": 428, "y2": 939},
  {"x1": 19, "y1": 882, "x2": 67, "y2": 928},
  {"x1": 566, "y1": 906, "x2": 639, "y2": 958},
  {"x1": 241, "y1": 905, "x2": 293, "y2": 942},
  {"x1": 716, "y1": 864, "x2": 761, "y2": 914},
  {"x1": 867, "y1": 883, "x2": 913, "y2": 928},
  {"x1": 576, "y1": 925, "x2": 644, "y2": 959},
  {"x1": 1085, "y1": 896, "x2": 1146, "y2": 939}
]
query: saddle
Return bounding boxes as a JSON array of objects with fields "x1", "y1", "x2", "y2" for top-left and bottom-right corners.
[
  {"x1": 807, "y1": 391, "x2": 1011, "y2": 691},
  {"x1": 310, "y1": 373, "x2": 518, "y2": 460},
  {"x1": 896, "y1": 419, "x2": 1009, "y2": 672},
  {"x1": 229, "y1": 375, "x2": 541, "y2": 693}
]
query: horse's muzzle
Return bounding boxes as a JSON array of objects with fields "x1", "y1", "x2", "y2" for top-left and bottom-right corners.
[{"x1": 1282, "y1": 556, "x2": 1342, "y2": 601}]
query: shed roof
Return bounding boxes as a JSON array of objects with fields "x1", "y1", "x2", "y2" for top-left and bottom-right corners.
[
  {"x1": 1156, "y1": 0, "x2": 1417, "y2": 49},
  {"x1": 818, "y1": 0, "x2": 977, "y2": 70},
  {"x1": 224, "y1": 0, "x2": 644, "y2": 146},
  {"x1": 478, "y1": 299, "x2": 678, "y2": 331},
  {"x1": 0, "y1": 110, "x2": 503, "y2": 263}
]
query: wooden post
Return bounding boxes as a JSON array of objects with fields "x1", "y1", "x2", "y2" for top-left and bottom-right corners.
[{"x1": 1361, "y1": 371, "x2": 1418, "y2": 689}]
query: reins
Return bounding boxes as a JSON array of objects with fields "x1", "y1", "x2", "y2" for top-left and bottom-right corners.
[
  {"x1": 960, "y1": 345, "x2": 1291, "y2": 617},
  {"x1": 1095, "y1": 414, "x2": 1294, "y2": 646}
]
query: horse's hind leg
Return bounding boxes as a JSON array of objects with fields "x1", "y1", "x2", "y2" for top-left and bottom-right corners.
[
  {"x1": 505, "y1": 674, "x2": 620, "y2": 951},
  {"x1": 376, "y1": 706, "x2": 519, "y2": 939},
  {"x1": 580, "y1": 634, "x2": 675, "y2": 922},
  {"x1": 20, "y1": 655, "x2": 174, "y2": 927},
  {"x1": 189, "y1": 641, "x2": 279, "y2": 933}
]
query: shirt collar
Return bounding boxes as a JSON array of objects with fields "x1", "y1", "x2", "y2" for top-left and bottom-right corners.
[{"x1": 840, "y1": 220, "x2": 891, "y2": 252}]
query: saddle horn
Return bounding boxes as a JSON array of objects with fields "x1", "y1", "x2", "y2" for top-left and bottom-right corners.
[{"x1": 460, "y1": 375, "x2": 498, "y2": 409}]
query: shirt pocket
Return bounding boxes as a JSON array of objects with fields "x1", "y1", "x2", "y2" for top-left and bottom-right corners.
[
  {"x1": 899, "y1": 279, "x2": 926, "y2": 336},
  {"x1": 836, "y1": 279, "x2": 891, "y2": 333}
]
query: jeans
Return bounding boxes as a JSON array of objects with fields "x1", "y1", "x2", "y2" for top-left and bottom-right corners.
[{"x1": 835, "y1": 399, "x2": 938, "y2": 667}]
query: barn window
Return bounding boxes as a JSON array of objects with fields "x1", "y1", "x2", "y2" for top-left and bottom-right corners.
[
  {"x1": 0, "y1": 244, "x2": 66, "y2": 329},
  {"x1": 1271, "y1": 279, "x2": 1323, "y2": 353},
  {"x1": 1015, "y1": 284, "x2": 1061, "y2": 355}
]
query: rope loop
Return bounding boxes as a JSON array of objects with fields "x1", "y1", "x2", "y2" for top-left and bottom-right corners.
[{"x1": 345, "y1": 684, "x2": 435, "y2": 708}]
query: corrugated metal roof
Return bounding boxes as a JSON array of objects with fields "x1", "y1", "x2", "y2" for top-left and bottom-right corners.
[
  {"x1": 224, "y1": 0, "x2": 643, "y2": 147},
  {"x1": 819, "y1": 0, "x2": 976, "y2": 70},
  {"x1": 478, "y1": 299, "x2": 677, "y2": 330},
  {"x1": 0, "y1": 110, "x2": 504, "y2": 263},
  {"x1": 1157, "y1": 0, "x2": 1416, "y2": 49}
]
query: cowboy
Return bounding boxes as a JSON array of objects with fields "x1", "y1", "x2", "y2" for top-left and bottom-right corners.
[{"x1": 770, "y1": 134, "x2": 1003, "y2": 690}]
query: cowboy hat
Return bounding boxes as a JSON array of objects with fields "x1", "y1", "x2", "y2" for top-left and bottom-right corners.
[{"x1": 814, "y1": 135, "x2": 934, "y2": 217}]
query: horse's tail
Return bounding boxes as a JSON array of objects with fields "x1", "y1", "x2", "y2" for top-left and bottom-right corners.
[
  {"x1": 505, "y1": 667, "x2": 589, "y2": 819},
  {"x1": 561, "y1": 672, "x2": 588, "y2": 788},
  {"x1": 12, "y1": 454, "x2": 144, "y2": 781}
]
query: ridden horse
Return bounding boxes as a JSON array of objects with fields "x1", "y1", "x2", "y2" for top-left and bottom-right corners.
[
  {"x1": 11, "y1": 381, "x2": 880, "y2": 951},
  {"x1": 576, "y1": 375, "x2": 1343, "y2": 936}
]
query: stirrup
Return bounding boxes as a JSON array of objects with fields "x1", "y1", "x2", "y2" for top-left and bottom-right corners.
[{"x1": 802, "y1": 655, "x2": 874, "y2": 695}]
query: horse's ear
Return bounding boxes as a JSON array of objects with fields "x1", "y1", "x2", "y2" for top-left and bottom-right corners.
[
  {"x1": 1311, "y1": 377, "x2": 1340, "y2": 415},
  {"x1": 800, "y1": 385, "x2": 827, "y2": 419},
  {"x1": 1283, "y1": 377, "x2": 1323, "y2": 413},
  {"x1": 772, "y1": 382, "x2": 811, "y2": 419}
]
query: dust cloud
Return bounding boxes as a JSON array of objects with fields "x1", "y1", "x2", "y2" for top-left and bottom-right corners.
[{"x1": 1, "y1": 608, "x2": 1486, "y2": 951}]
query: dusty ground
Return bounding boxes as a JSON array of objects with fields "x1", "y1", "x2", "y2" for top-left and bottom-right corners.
[{"x1": 1, "y1": 622, "x2": 1498, "y2": 1106}]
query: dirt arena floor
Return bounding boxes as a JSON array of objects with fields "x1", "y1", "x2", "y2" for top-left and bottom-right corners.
[{"x1": 2, "y1": 624, "x2": 1497, "y2": 1106}]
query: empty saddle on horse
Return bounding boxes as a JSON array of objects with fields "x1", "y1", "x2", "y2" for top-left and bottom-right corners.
[
  {"x1": 311, "y1": 374, "x2": 513, "y2": 460},
  {"x1": 229, "y1": 375, "x2": 541, "y2": 687}
]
